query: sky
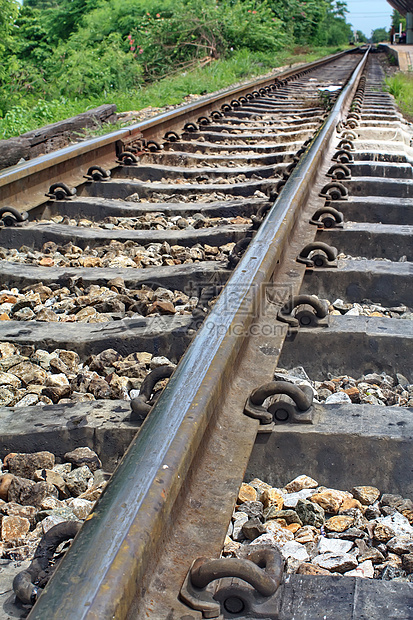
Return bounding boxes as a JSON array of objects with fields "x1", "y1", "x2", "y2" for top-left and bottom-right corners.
[{"x1": 345, "y1": 0, "x2": 393, "y2": 37}]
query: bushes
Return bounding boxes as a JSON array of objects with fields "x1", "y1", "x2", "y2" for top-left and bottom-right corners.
[{"x1": 0, "y1": 0, "x2": 354, "y2": 137}]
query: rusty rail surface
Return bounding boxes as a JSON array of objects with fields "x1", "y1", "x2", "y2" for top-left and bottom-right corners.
[{"x1": 22, "y1": 48, "x2": 370, "y2": 620}]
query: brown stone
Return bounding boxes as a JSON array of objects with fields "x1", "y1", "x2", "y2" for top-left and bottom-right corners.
[
  {"x1": 33, "y1": 469, "x2": 68, "y2": 498},
  {"x1": 402, "y1": 553, "x2": 413, "y2": 574},
  {"x1": 7, "y1": 451, "x2": 55, "y2": 479},
  {"x1": 0, "y1": 474, "x2": 15, "y2": 500},
  {"x1": 0, "y1": 313, "x2": 10, "y2": 320},
  {"x1": 339, "y1": 498, "x2": 364, "y2": 513},
  {"x1": 9, "y1": 362, "x2": 47, "y2": 386},
  {"x1": 1, "y1": 502, "x2": 37, "y2": 525},
  {"x1": 1, "y1": 515, "x2": 30, "y2": 541},
  {"x1": 64, "y1": 447, "x2": 102, "y2": 473},
  {"x1": 79, "y1": 482, "x2": 106, "y2": 502},
  {"x1": 3, "y1": 453, "x2": 17, "y2": 468},
  {"x1": 285, "y1": 523, "x2": 301, "y2": 534},
  {"x1": 294, "y1": 526, "x2": 318, "y2": 544},
  {"x1": 148, "y1": 300, "x2": 176, "y2": 315},
  {"x1": 8, "y1": 477, "x2": 58, "y2": 507},
  {"x1": 260, "y1": 488, "x2": 284, "y2": 510},
  {"x1": 343, "y1": 386, "x2": 360, "y2": 402},
  {"x1": 325, "y1": 515, "x2": 354, "y2": 532},
  {"x1": 0, "y1": 294, "x2": 17, "y2": 304},
  {"x1": 80, "y1": 256, "x2": 102, "y2": 268},
  {"x1": 374, "y1": 522, "x2": 396, "y2": 543},
  {"x1": 285, "y1": 475, "x2": 318, "y2": 493},
  {"x1": 351, "y1": 486, "x2": 380, "y2": 506},
  {"x1": 311, "y1": 490, "x2": 346, "y2": 514},
  {"x1": 402, "y1": 510, "x2": 413, "y2": 525},
  {"x1": 238, "y1": 483, "x2": 257, "y2": 504},
  {"x1": 297, "y1": 563, "x2": 331, "y2": 576},
  {"x1": 42, "y1": 385, "x2": 71, "y2": 403},
  {"x1": 39, "y1": 257, "x2": 55, "y2": 267}
]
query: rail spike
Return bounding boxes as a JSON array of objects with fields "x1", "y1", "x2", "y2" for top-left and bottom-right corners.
[
  {"x1": 332, "y1": 149, "x2": 354, "y2": 164},
  {"x1": 244, "y1": 380, "x2": 314, "y2": 425},
  {"x1": 117, "y1": 151, "x2": 138, "y2": 165}
]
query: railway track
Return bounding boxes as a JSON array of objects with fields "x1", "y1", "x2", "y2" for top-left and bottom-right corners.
[{"x1": 0, "y1": 46, "x2": 412, "y2": 619}]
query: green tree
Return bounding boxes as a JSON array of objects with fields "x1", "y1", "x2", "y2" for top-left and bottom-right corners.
[
  {"x1": 371, "y1": 27, "x2": 388, "y2": 43},
  {"x1": 355, "y1": 30, "x2": 367, "y2": 43},
  {"x1": 0, "y1": 0, "x2": 19, "y2": 62},
  {"x1": 391, "y1": 9, "x2": 406, "y2": 33}
]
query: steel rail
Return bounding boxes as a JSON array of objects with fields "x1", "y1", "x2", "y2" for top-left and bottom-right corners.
[
  {"x1": 27, "y1": 48, "x2": 369, "y2": 620},
  {"x1": 0, "y1": 48, "x2": 359, "y2": 211}
]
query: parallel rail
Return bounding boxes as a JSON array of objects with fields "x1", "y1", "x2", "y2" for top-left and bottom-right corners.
[{"x1": 23, "y1": 49, "x2": 372, "y2": 619}]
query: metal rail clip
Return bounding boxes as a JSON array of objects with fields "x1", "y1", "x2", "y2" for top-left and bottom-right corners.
[
  {"x1": 297, "y1": 242, "x2": 338, "y2": 268},
  {"x1": 277, "y1": 294, "x2": 329, "y2": 330},
  {"x1": 0, "y1": 207, "x2": 29, "y2": 227},
  {"x1": 244, "y1": 380, "x2": 314, "y2": 426},
  {"x1": 180, "y1": 547, "x2": 284, "y2": 619}
]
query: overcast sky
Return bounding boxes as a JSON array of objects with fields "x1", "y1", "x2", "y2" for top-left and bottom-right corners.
[{"x1": 345, "y1": 0, "x2": 393, "y2": 36}]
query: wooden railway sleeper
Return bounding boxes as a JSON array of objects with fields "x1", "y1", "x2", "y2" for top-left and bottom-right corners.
[
  {"x1": 244, "y1": 381, "x2": 314, "y2": 426},
  {"x1": 180, "y1": 547, "x2": 284, "y2": 619}
]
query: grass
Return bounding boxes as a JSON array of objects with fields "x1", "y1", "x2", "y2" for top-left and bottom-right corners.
[
  {"x1": 0, "y1": 45, "x2": 349, "y2": 140},
  {"x1": 385, "y1": 72, "x2": 413, "y2": 120}
]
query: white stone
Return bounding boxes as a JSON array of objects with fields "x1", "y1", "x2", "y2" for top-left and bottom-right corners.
[
  {"x1": 66, "y1": 498, "x2": 93, "y2": 519},
  {"x1": 150, "y1": 356, "x2": 175, "y2": 369},
  {"x1": 41, "y1": 515, "x2": 67, "y2": 533},
  {"x1": 285, "y1": 475, "x2": 318, "y2": 493},
  {"x1": 386, "y1": 535, "x2": 413, "y2": 555},
  {"x1": 378, "y1": 512, "x2": 413, "y2": 537},
  {"x1": 325, "y1": 392, "x2": 351, "y2": 404},
  {"x1": 232, "y1": 512, "x2": 249, "y2": 541},
  {"x1": 345, "y1": 560, "x2": 374, "y2": 578},
  {"x1": 312, "y1": 552, "x2": 358, "y2": 573},
  {"x1": 15, "y1": 393, "x2": 39, "y2": 407},
  {"x1": 283, "y1": 489, "x2": 314, "y2": 508},
  {"x1": 317, "y1": 537, "x2": 353, "y2": 555},
  {"x1": 129, "y1": 389, "x2": 140, "y2": 399},
  {"x1": 345, "y1": 307, "x2": 360, "y2": 316},
  {"x1": 45, "y1": 373, "x2": 69, "y2": 387},
  {"x1": 280, "y1": 541, "x2": 309, "y2": 563}
]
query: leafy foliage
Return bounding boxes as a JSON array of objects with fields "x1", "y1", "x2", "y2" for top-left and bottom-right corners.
[
  {"x1": 0, "y1": 0, "x2": 354, "y2": 137},
  {"x1": 371, "y1": 28, "x2": 389, "y2": 44}
]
